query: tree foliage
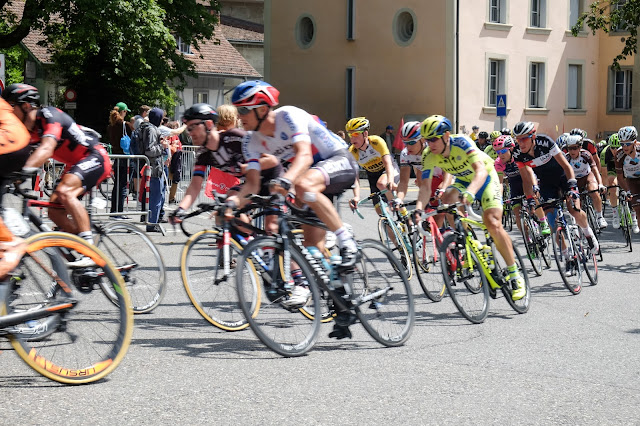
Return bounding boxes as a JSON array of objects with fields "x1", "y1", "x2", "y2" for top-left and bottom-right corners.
[
  {"x1": 574, "y1": 0, "x2": 639, "y2": 69},
  {"x1": 0, "y1": 0, "x2": 220, "y2": 130}
]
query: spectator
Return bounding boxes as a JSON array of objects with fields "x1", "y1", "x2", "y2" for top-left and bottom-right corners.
[
  {"x1": 107, "y1": 102, "x2": 132, "y2": 218},
  {"x1": 166, "y1": 120, "x2": 185, "y2": 203},
  {"x1": 336, "y1": 130, "x2": 346, "y2": 140},
  {"x1": 131, "y1": 105, "x2": 150, "y2": 130},
  {"x1": 141, "y1": 107, "x2": 170, "y2": 232},
  {"x1": 380, "y1": 124, "x2": 395, "y2": 153},
  {"x1": 470, "y1": 125, "x2": 480, "y2": 142}
]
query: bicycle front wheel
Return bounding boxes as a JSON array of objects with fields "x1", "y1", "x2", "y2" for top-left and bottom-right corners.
[
  {"x1": 350, "y1": 239, "x2": 414, "y2": 346},
  {"x1": 439, "y1": 233, "x2": 489, "y2": 324},
  {"x1": 551, "y1": 227, "x2": 582, "y2": 295},
  {"x1": 236, "y1": 236, "x2": 321, "y2": 357},
  {"x1": 577, "y1": 228, "x2": 598, "y2": 286},
  {"x1": 520, "y1": 214, "x2": 543, "y2": 276},
  {"x1": 95, "y1": 221, "x2": 166, "y2": 313},
  {"x1": 9, "y1": 232, "x2": 133, "y2": 384},
  {"x1": 412, "y1": 227, "x2": 445, "y2": 302},
  {"x1": 181, "y1": 229, "x2": 252, "y2": 331},
  {"x1": 377, "y1": 217, "x2": 412, "y2": 280}
]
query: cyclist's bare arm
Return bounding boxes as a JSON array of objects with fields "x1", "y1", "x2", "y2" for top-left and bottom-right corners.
[
  {"x1": 228, "y1": 168, "x2": 261, "y2": 207},
  {"x1": 415, "y1": 175, "x2": 433, "y2": 211},
  {"x1": 464, "y1": 161, "x2": 488, "y2": 196},
  {"x1": 396, "y1": 165, "x2": 412, "y2": 201},
  {"x1": 178, "y1": 175, "x2": 204, "y2": 211},
  {"x1": 553, "y1": 151, "x2": 576, "y2": 181},
  {"x1": 382, "y1": 154, "x2": 396, "y2": 190},
  {"x1": 24, "y1": 136, "x2": 56, "y2": 169},
  {"x1": 283, "y1": 141, "x2": 313, "y2": 183},
  {"x1": 521, "y1": 165, "x2": 535, "y2": 198},
  {"x1": 440, "y1": 172, "x2": 453, "y2": 192}
]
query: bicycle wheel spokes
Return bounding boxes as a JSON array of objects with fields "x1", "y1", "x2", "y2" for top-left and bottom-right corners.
[
  {"x1": 182, "y1": 230, "x2": 250, "y2": 331},
  {"x1": 520, "y1": 215, "x2": 542, "y2": 276},
  {"x1": 96, "y1": 222, "x2": 166, "y2": 313},
  {"x1": 412, "y1": 229, "x2": 445, "y2": 302},
  {"x1": 9, "y1": 232, "x2": 132, "y2": 384},
  {"x1": 577, "y1": 230, "x2": 598, "y2": 286},
  {"x1": 351, "y1": 239, "x2": 414, "y2": 346},
  {"x1": 439, "y1": 234, "x2": 489, "y2": 324},
  {"x1": 377, "y1": 217, "x2": 412, "y2": 280},
  {"x1": 551, "y1": 228, "x2": 582, "y2": 295},
  {"x1": 236, "y1": 237, "x2": 321, "y2": 357}
]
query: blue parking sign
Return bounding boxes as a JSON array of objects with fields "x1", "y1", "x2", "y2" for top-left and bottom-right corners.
[{"x1": 496, "y1": 94, "x2": 507, "y2": 117}]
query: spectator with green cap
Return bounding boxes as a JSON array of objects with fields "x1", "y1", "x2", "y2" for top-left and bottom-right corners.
[
  {"x1": 107, "y1": 102, "x2": 133, "y2": 218},
  {"x1": 115, "y1": 102, "x2": 131, "y2": 113}
]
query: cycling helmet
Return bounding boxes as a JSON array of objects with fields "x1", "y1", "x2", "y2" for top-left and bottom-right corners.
[
  {"x1": 597, "y1": 139, "x2": 607, "y2": 148},
  {"x1": 420, "y1": 115, "x2": 452, "y2": 139},
  {"x1": 565, "y1": 134, "x2": 582, "y2": 147},
  {"x1": 477, "y1": 131, "x2": 489, "y2": 139},
  {"x1": 231, "y1": 80, "x2": 280, "y2": 107},
  {"x1": 569, "y1": 128, "x2": 587, "y2": 138},
  {"x1": 492, "y1": 135, "x2": 515, "y2": 151},
  {"x1": 618, "y1": 125, "x2": 638, "y2": 142},
  {"x1": 400, "y1": 121, "x2": 422, "y2": 141},
  {"x1": 345, "y1": 117, "x2": 370, "y2": 133},
  {"x1": 182, "y1": 103, "x2": 219, "y2": 123},
  {"x1": 513, "y1": 121, "x2": 536, "y2": 137},
  {"x1": 1, "y1": 83, "x2": 40, "y2": 106},
  {"x1": 608, "y1": 133, "x2": 620, "y2": 148},
  {"x1": 501, "y1": 128, "x2": 511, "y2": 135},
  {"x1": 489, "y1": 130, "x2": 501, "y2": 142}
]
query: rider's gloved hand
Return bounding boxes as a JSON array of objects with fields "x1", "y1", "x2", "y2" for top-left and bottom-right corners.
[
  {"x1": 567, "y1": 179, "x2": 580, "y2": 200},
  {"x1": 412, "y1": 208, "x2": 423, "y2": 223},
  {"x1": 349, "y1": 197, "x2": 360, "y2": 211},
  {"x1": 169, "y1": 207, "x2": 186, "y2": 225},
  {"x1": 598, "y1": 184, "x2": 607, "y2": 193},
  {"x1": 525, "y1": 196, "x2": 537, "y2": 210},
  {"x1": 532, "y1": 185, "x2": 540, "y2": 194}
]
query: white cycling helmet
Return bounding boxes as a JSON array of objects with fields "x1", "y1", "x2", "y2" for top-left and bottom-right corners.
[
  {"x1": 513, "y1": 121, "x2": 536, "y2": 137},
  {"x1": 400, "y1": 121, "x2": 422, "y2": 141},
  {"x1": 618, "y1": 126, "x2": 638, "y2": 142},
  {"x1": 565, "y1": 134, "x2": 582, "y2": 147}
]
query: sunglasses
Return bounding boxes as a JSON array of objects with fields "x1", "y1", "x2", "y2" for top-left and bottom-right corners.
[
  {"x1": 496, "y1": 148, "x2": 510, "y2": 155},
  {"x1": 404, "y1": 140, "x2": 419, "y2": 146},
  {"x1": 621, "y1": 141, "x2": 635, "y2": 147},
  {"x1": 236, "y1": 105, "x2": 262, "y2": 115},
  {"x1": 516, "y1": 135, "x2": 532, "y2": 141},
  {"x1": 348, "y1": 131, "x2": 364, "y2": 138},
  {"x1": 187, "y1": 121, "x2": 207, "y2": 132},
  {"x1": 568, "y1": 145, "x2": 580, "y2": 150},
  {"x1": 426, "y1": 137, "x2": 440, "y2": 143}
]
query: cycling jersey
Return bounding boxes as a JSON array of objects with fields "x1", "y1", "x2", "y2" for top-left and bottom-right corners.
[
  {"x1": 400, "y1": 146, "x2": 443, "y2": 177},
  {"x1": 242, "y1": 105, "x2": 347, "y2": 171},
  {"x1": 600, "y1": 146, "x2": 616, "y2": 175},
  {"x1": 348, "y1": 135, "x2": 389, "y2": 173},
  {"x1": 484, "y1": 145, "x2": 498, "y2": 161},
  {"x1": 565, "y1": 149, "x2": 595, "y2": 179},
  {"x1": 512, "y1": 134, "x2": 564, "y2": 179},
  {"x1": 194, "y1": 128, "x2": 247, "y2": 178},
  {"x1": 30, "y1": 107, "x2": 100, "y2": 166},
  {"x1": 0, "y1": 98, "x2": 31, "y2": 175},
  {"x1": 614, "y1": 144, "x2": 640, "y2": 179},
  {"x1": 494, "y1": 157, "x2": 522, "y2": 185}
]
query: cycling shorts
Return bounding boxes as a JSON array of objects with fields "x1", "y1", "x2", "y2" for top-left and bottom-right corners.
[
  {"x1": 0, "y1": 145, "x2": 31, "y2": 176},
  {"x1": 312, "y1": 149, "x2": 358, "y2": 196},
  {"x1": 450, "y1": 170, "x2": 503, "y2": 211},
  {"x1": 539, "y1": 173, "x2": 570, "y2": 203},
  {"x1": 626, "y1": 178, "x2": 640, "y2": 208},
  {"x1": 66, "y1": 145, "x2": 112, "y2": 191},
  {"x1": 577, "y1": 173, "x2": 597, "y2": 191},
  {"x1": 230, "y1": 164, "x2": 284, "y2": 197}
]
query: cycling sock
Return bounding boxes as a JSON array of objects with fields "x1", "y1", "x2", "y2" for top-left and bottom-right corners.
[
  {"x1": 78, "y1": 231, "x2": 93, "y2": 244},
  {"x1": 596, "y1": 210, "x2": 603, "y2": 218},
  {"x1": 335, "y1": 226, "x2": 354, "y2": 247},
  {"x1": 506, "y1": 263, "x2": 520, "y2": 279}
]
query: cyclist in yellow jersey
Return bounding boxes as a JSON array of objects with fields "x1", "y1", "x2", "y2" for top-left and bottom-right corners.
[
  {"x1": 346, "y1": 117, "x2": 399, "y2": 211},
  {"x1": 415, "y1": 115, "x2": 526, "y2": 300}
]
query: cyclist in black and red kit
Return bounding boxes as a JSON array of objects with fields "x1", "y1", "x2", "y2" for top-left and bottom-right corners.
[{"x1": 3, "y1": 84, "x2": 111, "y2": 266}]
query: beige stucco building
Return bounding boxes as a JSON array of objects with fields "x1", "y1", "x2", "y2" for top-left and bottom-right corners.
[{"x1": 265, "y1": 0, "x2": 633, "y2": 140}]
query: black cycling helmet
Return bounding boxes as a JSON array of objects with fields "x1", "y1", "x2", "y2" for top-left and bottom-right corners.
[
  {"x1": 2, "y1": 83, "x2": 40, "y2": 106},
  {"x1": 182, "y1": 103, "x2": 219, "y2": 123},
  {"x1": 478, "y1": 131, "x2": 489, "y2": 139}
]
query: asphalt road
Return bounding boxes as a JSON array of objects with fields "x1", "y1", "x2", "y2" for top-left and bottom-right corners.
[{"x1": 1, "y1": 187, "x2": 639, "y2": 425}]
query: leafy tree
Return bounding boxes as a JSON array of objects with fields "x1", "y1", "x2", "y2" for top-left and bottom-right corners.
[
  {"x1": 0, "y1": 0, "x2": 220, "y2": 130},
  {"x1": 574, "y1": 0, "x2": 639, "y2": 69}
]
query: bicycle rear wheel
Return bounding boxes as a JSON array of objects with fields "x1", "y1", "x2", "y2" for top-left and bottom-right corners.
[
  {"x1": 576, "y1": 228, "x2": 598, "y2": 286},
  {"x1": 236, "y1": 236, "x2": 321, "y2": 357},
  {"x1": 412, "y1": 227, "x2": 445, "y2": 302},
  {"x1": 8, "y1": 232, "x2": 133, "y2": 384},
  {"x1": 520, "y1": 214, "x2": 543, "y2": 276},
  {"x1": 622, "y1": 203, "x2": 633, "y2": 252},
  {"x1": 95, "y1": 221, "x2": 166, "y2": 313},
  {"x1": 551, "y1": 227, "x2": 582, "y2": 295},
  {"x1": 350, "y1": 239, "x2": 414, "y2": 346},
  {"x1": 439, "y1": 233, "x2": 489, "y2": 324},
  {"x1": 377, "y1": 217, "x2": 412, "y2": 280},
  {"x1": 181, "y1": 229, "x2": 253, "y2": 331},
  {"x1": 492, "y1": 242, "x2": 530, "y2": 314}
]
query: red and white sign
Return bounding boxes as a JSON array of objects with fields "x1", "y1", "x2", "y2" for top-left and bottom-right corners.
[
  {"x1": 0, "y1": 79, "x2": 4, "y2": 94},
  {"x1": 64, "y1": 88, "x2": 77, "y2": 102}
]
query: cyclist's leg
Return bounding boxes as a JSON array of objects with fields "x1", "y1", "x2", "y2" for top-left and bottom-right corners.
[{"x1": 48, "y1": 174, "x2": 90, "y2": 236}]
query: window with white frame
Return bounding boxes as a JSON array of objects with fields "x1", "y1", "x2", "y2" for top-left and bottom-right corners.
[
  {"x1": 176, "y1": 36, "x2": 192, "y2": 55},
  {"x1": 611, "y1": 0, "x2": 627, "y2": 31},
  {"x1": 489, "y1": 0, "x2": 506, "y2": 24},
  {"x1": 531, "y1": 0, "x2": 546, "y2": 27},
  {"x1": 488, "y1": 59, "x2": 506, "y2": 106},
  {"x1": 529, "y1": 62, "x2": 545, "y2": 108},
  {"x1": 613, "y1": 68, "x2": 632, "y2": 111},
  {"x1": 569, "y1": 0, "x2": 584, "y2": 28},
  {"x1": 194, "y1": 90, "x2": 208, "y2": 104},
  {"x1": 568, "y1": 64, "x2": 583, "y2": 109}
]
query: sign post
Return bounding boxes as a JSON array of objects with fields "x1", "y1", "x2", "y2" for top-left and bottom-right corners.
[
  {"x1": 496, "y1": 94, "x2": 507, "y2": 131},
  {"x1": 63, "y1": 88, "x2": 77, "y2": 113}
]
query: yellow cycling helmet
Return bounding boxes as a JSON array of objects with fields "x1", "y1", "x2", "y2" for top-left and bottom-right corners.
[
  {"x1": 489, "y1": 130, "x2": 501, "y2": 141},
  {"x1": 420, "y1": 115, "x2": 452, "y2": 139},
  {"x1": 345, "y1": 117, "x2": 370, "y2": 133}
]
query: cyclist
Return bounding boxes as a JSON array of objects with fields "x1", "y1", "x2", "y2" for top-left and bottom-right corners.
[
  {"x1": 415, "y1": 115, "x2": 526, "y2": 301},
  {"x1": 227, "y1": 81, "x2": 358, "y2": 321},
  {"x1": 613, "y1": 125, "x2": 640, "y2": 234},
  {"x1": 475, "y1": 131, "x2": 489, "y2": 150},
  {"x1": 493, "y1": 134, "x2": 550, "y2": 236},
  {"x1": 2, "y1": 84, "x2": 111, "y2": 266},
  {"x1": 564, "y1": 135, "x2": 607, "y2": 229},
  {"x1": 395, "y1": 121, "x2": 451, "y2": 228},
  {"x1": 346, "y1": 117, "x2": 399, "y2": 213},
  {"x1": 567, "y1": 128, "x2": 603, "y2": 174},
  {"x1": 512, "y1": 121, "x2": 598, "y2": 254},
  {"x1": 601, "y1": 134, "x2": 621, "y2": 228}
]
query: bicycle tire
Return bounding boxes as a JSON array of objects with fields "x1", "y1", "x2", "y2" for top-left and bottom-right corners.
[
  {"x1": 95, "y1": 221, "x2": 166, "y2": 314},
  {"x1": 235, "y1": 236, "x2": 321, "y2": 357},
  {"x1": 181, "y1": 229, "x2": 254, "y2": 331},
  {"x1": 551, "y1": 227, "x2": 582, "y2": 295},
  {"x1": 377, "y1": 217, "x2": 412, "y2": 280},
  {"x1": 412, "y1": 226, "x2": 445, "y2": 302},
  {"x1": 491, "y1": 242, "x2": 530, "y2": 314},
  {"x1": 585, "y1": 203, "x2": 600, "y2": 237},
  {"x1": 439, "y1": 233, "x2": 489, "y2": 324},
  {"x1": 350, "y1": 239, "x2": 414, "y2": 346},
  {"x1": 520, "y1": 214, "x2": 543, "y2": 276},
  {"x1": 576, "y1": 227, "x2": 598, "y2": 286},
  {"x1": 623, "y1": 203, "x2": 633, "y2": 252},
  {"x1": 8, "y1": 232, "x2": 133, "y2": 384}
]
